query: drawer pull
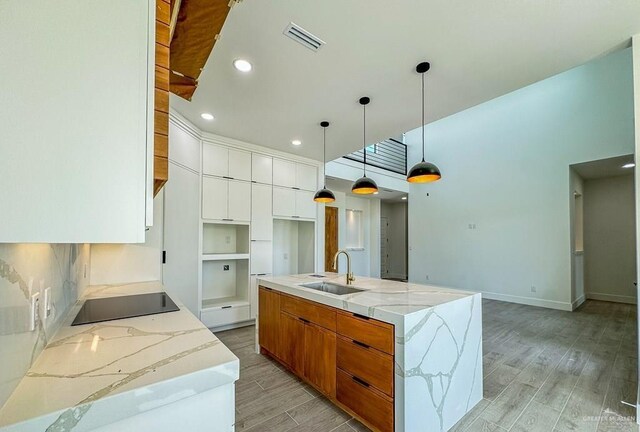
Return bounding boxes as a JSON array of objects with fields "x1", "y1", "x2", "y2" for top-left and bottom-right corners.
[
  {"x1": 299, "y1": 317, "x2": 310, "y2": 324},
  {"x1": 352, "y1": 376, "x2": 370, "y2": 388},
  {"x1": 352, "y1": 340, "x2": 370, "y2": 349},
  {"x1": 353, "y1": 313, "x2": 370, "y2": 320},
  {"x1": 221, "y1": 305, "x2": 232, "y2": 309}
]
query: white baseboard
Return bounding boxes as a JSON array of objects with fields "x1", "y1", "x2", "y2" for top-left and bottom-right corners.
[
  {"x1": 480, "y1": 291, "x2": 573, "y2": 311},
  {"x1": 572, "y1": 295, "x2": 586, "y2": 310},
  {"x1": 586, "y1": 292, "x2": 637, "y2": 304}
]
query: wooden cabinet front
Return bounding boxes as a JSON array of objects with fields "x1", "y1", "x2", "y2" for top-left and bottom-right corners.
[
  {"x1": 258, "y1": 286, "x2": 394, "y2": 432},
  {"x1": 258, "y1": 287, "x2": 280, "y2": 358}
]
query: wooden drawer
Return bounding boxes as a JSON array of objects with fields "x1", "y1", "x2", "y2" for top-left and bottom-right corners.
[
  {"x1": 336, "y1": 311, "x2": 394, "y2": 355},
  {"x1": 281, "y1": 294, "x2": 336, "y2": 331},
  {"x1": 337, "y1": 336, "x2": 393, "y2": 397},
  {"x1": 201, "y1": 304, "x2": 250, "y2": 328},
  {"x1": 336, "y1": 369, "x2": 393, "y2": 432}
]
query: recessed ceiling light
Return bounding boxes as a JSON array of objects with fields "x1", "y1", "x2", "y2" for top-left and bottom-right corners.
[
  {"x1": 291, "y1": 139, "x2": 302, "y2": 146},
  {"x1": 233, "y1": 59, "x2": 252, "y2": 72},
  {"x1": 622, "y1": 163, "x2": 635, "y2": 169},
  {"x1": 401, "y1": 196, "x2": 407, "y2": 200},
  {"x1": 201, "y1": 113, "x2": 214, "y2": 121}
]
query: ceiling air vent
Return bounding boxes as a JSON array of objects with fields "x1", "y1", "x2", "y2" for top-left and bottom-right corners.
[{"x1": 283, "y1": 22, "x2": 325, "y2": 52}]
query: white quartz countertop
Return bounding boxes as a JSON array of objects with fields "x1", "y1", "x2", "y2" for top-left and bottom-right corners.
[
  {"x1": 257, "y1": 273, "x2": 477, "y2": 326},
  {"x1": 0, "y1": 281, "x2": 239, "y2": 431}
]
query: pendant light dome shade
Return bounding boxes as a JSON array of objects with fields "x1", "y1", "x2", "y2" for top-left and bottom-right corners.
[
  {"x1": 314, "y1": 121, "x2": 336, "y2": 203},
  {"x1": 351, "y1": 176, "x2": 378, "y2": 194},
  {"x1": 407, "y1": 160, "x2": 441, "y2": 183},
  {"x1": 407, "y1": 62, "x2": 441, "y2": 183},
  {"x1": 313, "y1": 187, "x2": 336, "y2": 202},
  {"x1": 352, "y1": 97, "x2": 378, "y2": 195}
]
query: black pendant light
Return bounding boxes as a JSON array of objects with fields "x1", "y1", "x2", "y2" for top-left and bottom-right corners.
[
  {"x1": 407, "y1": 62, "x2": 441, "y2": 183},
  {"x1": 313, "y1": 121, "x2": 336, "y2": 203},
  {"x1": 352, "y1": 97, "x2": 378, "y2": 195}
]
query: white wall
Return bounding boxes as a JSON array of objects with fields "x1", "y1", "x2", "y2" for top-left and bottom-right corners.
[
  {"x1": 381, "y1": 202, "x2": 408, "y2": 279},
  {"x1": 570, "y1": 168, "x2": 585, "y2": 308},
  {"x1": 407, "y1": 48, "x2": 634, "y2": 310},
  {"x1": 583, "y1": 175, "x2": 637, "y2": 304}
]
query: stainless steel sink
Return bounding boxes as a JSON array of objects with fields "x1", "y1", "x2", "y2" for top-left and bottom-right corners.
[{"x1": 300, "y1": 281, "x2": 364, "y2": 295}]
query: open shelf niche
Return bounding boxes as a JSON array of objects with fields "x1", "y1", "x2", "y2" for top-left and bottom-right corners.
[
  {"x1": 272, "y1": 219, "x2": 315, "y2": 276},
  {"x1": 201, "y1": 222, "x2": 250, "y2": 309}
]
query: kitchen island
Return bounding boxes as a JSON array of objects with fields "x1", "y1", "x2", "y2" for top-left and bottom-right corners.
[
  {"x1": 257, "y1": 273, "x2": 482, "y2": 432},
  {"x1": 0, "y1": 281, "x2": 239, "y2": 432}
]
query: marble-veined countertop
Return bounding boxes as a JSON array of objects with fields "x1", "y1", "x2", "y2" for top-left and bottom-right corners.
[
  {"x1": 0, "y1": 281, "x2": 239, "y2": 431},
  {"x1": 257, "y1": 273, "x2": 476, "y2": 326}
]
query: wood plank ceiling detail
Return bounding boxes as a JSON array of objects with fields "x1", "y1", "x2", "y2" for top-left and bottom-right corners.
[{"x1": 169, "y1": 0, "x2": 237, "y2": 100}]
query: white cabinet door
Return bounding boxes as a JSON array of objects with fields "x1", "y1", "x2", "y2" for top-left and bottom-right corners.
[
  {"x1": 295, "y1": 190, "x2": 317, "y2": 219},
  {"x1": 202, "y1": 177, "x2": 228, "y2": 220},
  {"x1": 0, "y1": 0, "x2": 152, "y2": 242},
  {"x1": 296, "y1": 163, "x2": 318, "y2": 191},
  {"x1": 251, "y1": 183, "x2": 273, "y2": 240},
  {"x1": 228, "y1": 148, "x2": 251, "y2": 181},
  {"x1": 163, "y1": 163, "x2": 200, "y2": 316},
  {"x1": 169, "y1": 124, "x2": 200, "y2": 172},
  {"x1": 202, "y1": 143, "x2": 228, "y2": 177},
  {"x1": 252, "y1": 153, "x2": 273, "y2": 184},
  {"x1": 273, "y1": 186, "x2": 296, "y2": 217},
  {"x1": 273, "y1": 159, "x2": 296, "y2": 188},
  {"x1": 251, "y1": 241, "x2": 273, "y2": 275},
  {"x1": 228, "y1": 180, "x2": 251, "y2": 221}
]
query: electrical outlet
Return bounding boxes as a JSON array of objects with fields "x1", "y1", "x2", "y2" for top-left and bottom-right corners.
[
  {"x1": 44, "y1": 287, "x2": 52, "y2": 319},
  {"x1": 223, "y1": 265, "x2": 230, "y2": 271},
  {"x1": 530, "y1": 285, "x2": 537, "y2": 293},
  {"x1": 29, "y1": 292, "x2": 40, "y2": 331}
]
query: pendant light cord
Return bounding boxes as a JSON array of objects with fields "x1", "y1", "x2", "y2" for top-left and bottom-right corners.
[
  {"x1": 323, "y1": 126, "x2": 327, "y2": 188},
  {"x1": 363, "y1": 103, "x2": 367, "y2": 177},
  {"x1": 421, "y1": 71, "x2": 425, "y2": 163}
]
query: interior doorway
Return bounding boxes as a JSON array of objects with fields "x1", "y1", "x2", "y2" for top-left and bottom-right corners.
[
  {"x1": 324, "y1": 206, "x2": 338, "y2": 272},
  {"x1": 571, "y1": 155, "x2": 637, "y2": 305},
  {"x1": 380, "y1": 198, "x2": 408, "y2": 281}
]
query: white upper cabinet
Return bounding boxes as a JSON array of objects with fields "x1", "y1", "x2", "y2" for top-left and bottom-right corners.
[
  {"x1": 295, "y1": 191, "x2": 317, "y2": 219},
  {"x1": 252, "y1": 154, "x2": 273, "y2": 184},
  {"x1": 202, "y1": 144, "x2": 228, "y2": 177},
  {"x1": 203, "y1": 144, "x2": 251, "y2": 181},
  {"x1": 228, "y1": 180, "x2": 251, "y2": 221},
  {"x1": 0, "y1": 0, "x2": 154, "y2": 242},
  {"x1": 251, "y1": 184, "x2": 273, "y2": 240},
  {"x1": 202, "y1": 177, "x2": 229, "y2": 221},
  {"x1": 202, "y1": 177, "x2": 250, "y2": 222},
  {"x1": 228, "y1": 149, "x2": 251, "y2": 181},
  {"x1": 273, "y1": 187, "x2": 296, "y2": 217},
  {"x1": 250, "y1": 241, "x2": 273, "y2": 275},
  {"x1": 296, "y1": 164, "x2": 318, "y2": 191},
  {"x1": 273, "y1": 159, "x2": 297, "y2": 188}
]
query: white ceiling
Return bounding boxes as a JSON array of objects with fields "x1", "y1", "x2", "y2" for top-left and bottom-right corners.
[
  {"x1": 572, "y1": 154, "x2": 635, "y2": 180},
  {"x1": 171, "y1": 0, "x2": 640, "y2": 162}
]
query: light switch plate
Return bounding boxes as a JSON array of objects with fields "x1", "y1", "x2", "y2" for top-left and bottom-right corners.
[
  {"x1": 44, "y1": 287, "x2": 52, "y2": 318},
  {"x1": 29, "y1": 292, "x2": 40, "y2": 331}
]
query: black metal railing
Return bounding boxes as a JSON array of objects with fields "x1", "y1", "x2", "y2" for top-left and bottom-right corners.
[{"x1": 344, "y1": 138, "x2": 407, "y2": 175}]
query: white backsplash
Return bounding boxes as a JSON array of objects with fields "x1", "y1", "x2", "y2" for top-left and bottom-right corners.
[{"x1": 0, "y1": 244, "x2": 90, "y2": 408}]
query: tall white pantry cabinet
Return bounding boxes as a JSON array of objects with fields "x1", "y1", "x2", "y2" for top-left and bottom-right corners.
[
  {"x1": 0, "y1": 0, "x2": 155, "y2": 242},
  {"x1": 164, "y1": 116, "x2": 321, "y2": 329}
]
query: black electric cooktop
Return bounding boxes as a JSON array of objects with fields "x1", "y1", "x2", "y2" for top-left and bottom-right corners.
[{"x1": 71, "y1": 292, "x2": 180, "y2": 326}]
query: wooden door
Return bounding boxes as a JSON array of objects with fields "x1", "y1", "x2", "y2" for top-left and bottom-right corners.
[
  {"x1": 280, "y1": 312, "x2": 305, "y2": 375},
  {"x1": 325, "y1": 206, "x2": 338, "y2": 272},
  {"x1": 258, "y1": 287, "x2": 280, "y2": 356},
  {"x1": 304, "y1": 322, "x2": 337, "y2": 397}
]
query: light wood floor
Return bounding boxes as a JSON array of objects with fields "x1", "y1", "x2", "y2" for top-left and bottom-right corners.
[{"x1": 214, "y1": 299, "x2": 638, "y2": 432}]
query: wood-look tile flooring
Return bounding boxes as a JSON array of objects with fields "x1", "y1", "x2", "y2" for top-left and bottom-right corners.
[{"x1": 214, "y1": 299, "x2": 637, "y2": 432}]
